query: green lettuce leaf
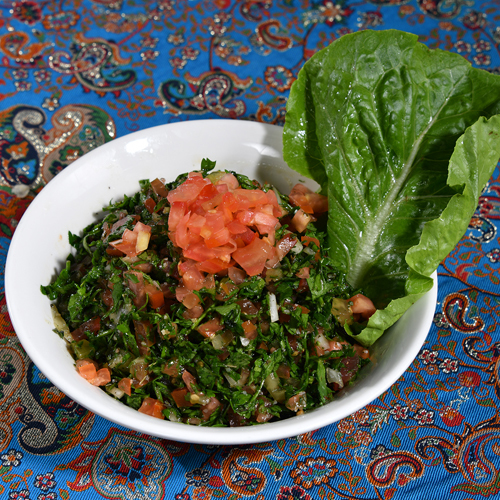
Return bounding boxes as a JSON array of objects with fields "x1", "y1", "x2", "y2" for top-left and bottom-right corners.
[{"x1": 283, "y1": 29, "x2": 500, "y2": 346}]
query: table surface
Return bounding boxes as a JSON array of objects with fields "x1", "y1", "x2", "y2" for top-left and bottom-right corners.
[{"x1": 1, "y1": 1, "x2": 500, "y2": 500}]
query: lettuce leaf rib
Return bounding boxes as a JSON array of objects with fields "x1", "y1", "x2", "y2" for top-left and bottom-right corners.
[{"x1": 283, "y1": 30, "x2": 500, "y2": 345}]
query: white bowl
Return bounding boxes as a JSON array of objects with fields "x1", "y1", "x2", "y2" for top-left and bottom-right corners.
[{"x1": 5, "y1": 120, "x2": 437, "y2": 444}]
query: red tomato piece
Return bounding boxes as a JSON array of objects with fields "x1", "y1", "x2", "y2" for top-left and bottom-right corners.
[
  {"x1": 276, "y1": 233, "x2": 298, "y2": 260},
  {"x1": 205, "y1": 227, "x2": 232, "y2": 248},
  {"x1": 197, "y1": 317, "x2": 223, "y2": 338},
  {"x1": 175, "y1": 212, "x2": 192, "y2": 249},
  {"x1": 133, "y1": 221, "x2": 152, "y2": 234},
  {"x1": 92, "y1": 368, "x2": 111, "y2": 386},
  {"x1": 182, "y1": 291, "x2": 200, "y2": 309},
  {"x1": 144, "y1": 283, "x2": 165, "y2": 309},
  {"x1": 138, "y1": 397, "x2": 165, "y2": 419},
  {"x1": 187, "y1": 213, "x2": 206, "y2": 235},
  {"x1": 349, "y1": 294, "x2": 376, "y2": 322},
  {"x1": 215, "y1": 172, "x2": 239, "y2": 190},
  {"x1": 168, "y1": 202, "x2": 188, "y2": 231},
  {"x1": 171, "y1": 387, "x2": 193, "y2": 408},
  {"x1": 133, "y1": 319, "x2": 155, "y2": 356},
  {"x1": 196, "y1": 258, "x2": 234, "y2": 274},
  {"x1": 125, "y1": 270, "x2": 146, "y2": 308},
  {"x1": 151, "y1": 178, "x2": 168, "y2": 198},
  {"x1": 232, "y1": 237, "x2": 274, "y2": 276},
  {"x1": 226, "y1": 220, "x2": 248, "y2": 235},
  {"x1": 228, "y1": 266, "x2": 246, "y2": 284},
  {"x1": 291, "y1": 208, "x2": 312, "y2": 233},
  {"x1": 118, "y1": 377, "x2": 132, "y2": 396},
  {"x1": 289, "y1": 184, "x2": 328, "y2": 214},
  {"x1": 242, "y1": 320, "x2": 258, "y2": 340},
  {"x1": 144, "y1": 197, "x2": 156, "y2": 214},
  {"x1": 77, "y1": 361, "x2": 97, "y2": 381},
  {"x1": 71, "y1": 316, "x2": 101, "y2": 341},
  {"x1": 182, "y1": 370, "x2": 197, "y2": 393},
  {"x1": 201, "y1": 397, "x2": 222, "y2": 421},
  {"x1": 167, "y1": 172, "x2": 211, "y2": 204}
]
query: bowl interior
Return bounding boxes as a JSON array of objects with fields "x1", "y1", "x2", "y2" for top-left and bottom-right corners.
[{"x1": 5, "y1": 120, "x2": 437, "y2": 444}]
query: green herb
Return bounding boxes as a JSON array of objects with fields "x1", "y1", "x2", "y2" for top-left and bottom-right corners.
[{"x1": 41, "y1": 168, "x2": 369, "y2": 426}]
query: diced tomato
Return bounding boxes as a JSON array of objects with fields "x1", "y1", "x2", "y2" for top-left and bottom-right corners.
[
  {"x1": 92, "y1": 368, "x2": 111, "y2": 386},
  {"x1": 183, "y1": 304, "x2": 204, "y2": 319},
  {"x1": 71, "y1": 316, "x2": 101, "y2": 341},
  {"x1": 277, "y1": 364, "x2": 291, "y2": 379},
  {"x1": 203, "y1": 274, "x2": 215, "y2": 289},
  {"x1": 353, "y1": 343, "x2": 370, "y2": 359},
  {"x1": 180, "y1": 261, "x2": 206, "y2": 291},
  {"x1": 118, "y1": 377, "x2": 132, "y2": 396},
  {"x1": 125, "y1": 270, "x2": 146, "y2": 308},
  {"x1": 175, "y1": 212, "x2": 192, "y2": 249},
  {"x1": 232, "y1": 237, "x2": 274, "y2": 276},
  {"x1": 182, "y1": 291, "x2": 199, "y2": 309},
  {"x1": 242, "y1": 320, "x2": 258, "y2": 340},
  {"x1": 76, "y1": 359, "x2": 97, "y2": 381},
  {"x1": 226, "y1": 220, "x2": 248, "y2": 235},
  {"x1": 201, "y1": 397, "x2": 221, "y2": 421},
  {"x1": 276, "y1": 233, "x2": 297, "y2": 260},
  {"x1": 197, "y1": 317, "x2": 223, "y2": 338},
  {"x1": 168, "y1": 202, "x2": 188, "y2": 231},
  {"x1": 349, "y1": 294, "x2": 376, "y2": 322},
  {"x1": 205, "y1": 227, "x2": 232, "y2": 248},
  {"x1": 286, "y1": 392, "x2": 306, "y2": 412},
  {"x1": 289, "y1": 184, "x2": 328, "y2": 214},
  {"x1": 144, "y1": 283, "x2": 165, "y2": 309},
  {"x1": 291, "y1": 208, "x2": 312, "y2": 233},
  {"x1": 133, "y1": 221, "x2": 151, "y2": 234},
  {"x1": 182, "y1": 370, "x2": 197, "y2": 393},
  {"x1": 144, "y1": 197, "x2": 156, "y2": 213},
  {"x1": 133, "y1": 319, "x2": 155, "y2": 356},
  {"x1": 151, "y1": 178, "x2": 168, "y2": 198},
  {"x1": 228, "y1": 266, "x2": 246, "y2": 284},
  {"x1": 109, "y1": 229, "x2": 137, "y2": 256},
  {"x1": 106, "y1": 246, "x2": 127, "y2": 256},
  {"x1": 216, "y1": 172, "x2": 239, "y2": 190},
  {"x1": 167, "y1": 172, "x2": 211, "y2": 204},
  {"x1": 183, "y1": 242, "x2": 218, "y2": 262},
  {"x1": 187, "y1": 213, "x2": 206, "y2": 234},
  {"x1": 196, "y1": 258, "x2": 234, "y2": 274},
  {"x1": 171, "y1": 387, "x2": 193, "y2": 408},
  {"x1": 138, "y1": 397, "x2": 165, "y2": 419},
  {"x1": 162, "y1": 358, "x2": 179, "y2": 376}
]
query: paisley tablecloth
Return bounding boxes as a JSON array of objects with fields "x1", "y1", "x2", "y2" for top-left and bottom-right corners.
[{"x1": 1, "y1": 1, "x2": 500, "y2": 499}]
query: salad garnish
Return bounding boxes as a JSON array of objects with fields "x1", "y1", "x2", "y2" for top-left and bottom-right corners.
[
  {"x1": 284, "y1": 29, "x2": 500, "y2": 345},
  {"x1": 42, "y1": 163, "x2": 372, "y2": 425}
]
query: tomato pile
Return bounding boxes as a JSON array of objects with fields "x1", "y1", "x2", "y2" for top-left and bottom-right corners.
[{"x1": 42, "y1": 164, "x2": 374, "y2": 426}]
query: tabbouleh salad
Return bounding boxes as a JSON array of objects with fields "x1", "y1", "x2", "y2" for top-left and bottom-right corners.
[{"x1": 41, "y1": 160, "x2": 374, "y2": 426}]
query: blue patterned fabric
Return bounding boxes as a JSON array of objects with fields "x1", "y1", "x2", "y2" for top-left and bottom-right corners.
[{"x1": 1, "y1": 1, "x2": 500, "y2": 499}]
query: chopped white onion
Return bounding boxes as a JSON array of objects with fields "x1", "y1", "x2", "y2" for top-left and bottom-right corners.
[
  {"x1": 108, "y1": 387, "x2": 125, "y2": 399},
  {"x1": 240, "y1": 336, "x2": 250, "y2": 347},
  {"x1": 224, "y1": 372, "x2": 238, "y2": 388},
  {"x1": 326, "y1": 368, "x2": 344, "y2": 388},
  {"x1": 290, "y1": 239, "x2": 303, "y2": 254},
  {"x1": 51, "y1": 305, "x2": 72, "y2": 343},
  {"x1": 269, "y1": 293, "x2": 279, "y2": 323},
  {"x1": 303, "y1": 246, "x2": 316, "y2": 255},
  {"x1": 264, "y1": 373, "x2": 286, "y2": 403},
  {"x1": 168, "y1": 411, "x2": 181, "y2": 422},
  {"x1": 211, "y1": 331, "x2": 234, "y2": 350},
  {"x1": 315, "y1": 332, "x2": 330, "y2": 351}
]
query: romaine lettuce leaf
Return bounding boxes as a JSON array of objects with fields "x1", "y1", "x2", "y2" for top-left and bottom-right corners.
[{"x1": 283, "y1": 29, "x2": 500, "y2": 346}]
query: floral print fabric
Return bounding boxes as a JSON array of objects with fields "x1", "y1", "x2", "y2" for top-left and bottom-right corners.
[{"x1": 1, "y1": 1, "x2": 500, "y2": 499}]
